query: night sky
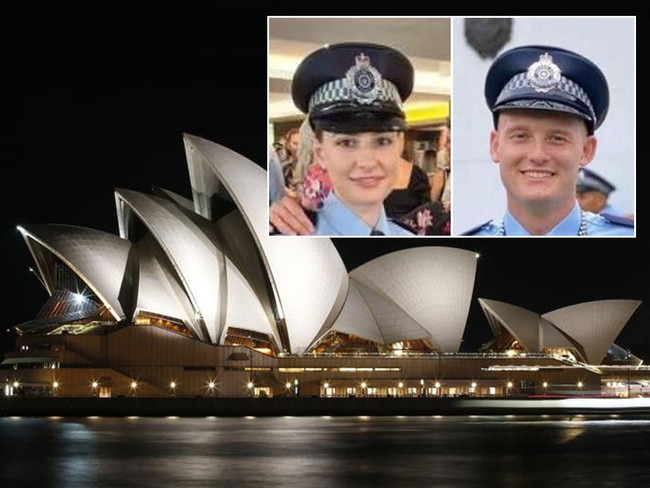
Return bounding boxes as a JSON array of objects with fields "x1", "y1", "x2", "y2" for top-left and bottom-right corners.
[{"x1": 1, "y1": 8, "x2": 646, "y2": 358}]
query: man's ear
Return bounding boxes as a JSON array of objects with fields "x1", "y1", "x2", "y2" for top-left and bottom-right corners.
[
  {"x1": 489, "y1": 129, "x2": 501, "y2": 164},
  {"x1": 579, "y1": 135, "x2": 598, "y2": 167}
]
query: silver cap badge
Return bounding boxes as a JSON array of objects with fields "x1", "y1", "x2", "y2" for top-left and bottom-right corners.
[
  {"x1": 526, "y1": 53, "x2": 561, "y2": 93},
  {"x1": 345, "y1": 53, "x2": 382, "y2": 104}
]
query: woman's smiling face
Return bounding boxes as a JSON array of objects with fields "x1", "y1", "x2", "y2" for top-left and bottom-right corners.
[{"x1": 313, "y1": 131, "x2": 402, "y2": 213}]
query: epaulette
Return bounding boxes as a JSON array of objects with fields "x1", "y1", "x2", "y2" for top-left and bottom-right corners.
[
  {"x1": 601, "y1": 213, "x2": 634, "y2": 227},
  {"x1": 461, "y1": 220, "x2": 493, "y2": 236}
]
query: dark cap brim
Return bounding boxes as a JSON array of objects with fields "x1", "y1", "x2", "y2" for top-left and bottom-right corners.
[
  {"x1": 494, "y1": 99, "x2": 593, "y2": 127},
  {"x1": 311, "y1": 107, "x2": 407, "y2": 133}
]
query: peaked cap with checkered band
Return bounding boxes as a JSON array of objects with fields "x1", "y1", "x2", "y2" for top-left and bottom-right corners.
[
  {"x1": 291, "y1": 42, "x2": 414, "y2": 133},
  {"x1": 485, "y1": 45, "x2": 609, "y2": 134}
]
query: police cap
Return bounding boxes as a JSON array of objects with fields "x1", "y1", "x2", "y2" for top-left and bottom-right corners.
[
  {"x1": 576, "y1": 167, "x2": 616, "y2": 195},
  {"x1": 485, "y1": 45, "x2": 609, "y2": 134},
  {"x1": 291, "y1": 42, "x2": 414, "y2": 133}
]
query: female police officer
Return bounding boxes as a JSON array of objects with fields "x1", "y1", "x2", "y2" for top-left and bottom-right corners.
[{"x1": 271, "y1": 42, "x2": 416, "y2": 236}]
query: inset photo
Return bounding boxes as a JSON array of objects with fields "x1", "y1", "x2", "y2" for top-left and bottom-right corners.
[
  {"x1": 268, "y1": 16, "x2": 451, "y2": 236},
  {"x1": 452, "y1": 16, "x2": 635, "y2": 237}
]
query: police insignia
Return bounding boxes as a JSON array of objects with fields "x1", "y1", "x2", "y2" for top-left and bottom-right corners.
[
  {"x1": 526, "y1": 53, "x2": 561, "y2": 93},
  {"x1": 346, "y1": 53, "x2": 382, "y2": 104}
]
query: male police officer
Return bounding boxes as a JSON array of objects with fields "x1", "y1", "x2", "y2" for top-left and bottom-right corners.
[
  {"x1": 462, "y1": 45, "x2": 634, "y2": 236},
  {"x1": 576, "y1": 167, "x2": 627, "y2": 217},
  {"x1": 269, "y1": 42, "x2": 415, "y2": 236}
]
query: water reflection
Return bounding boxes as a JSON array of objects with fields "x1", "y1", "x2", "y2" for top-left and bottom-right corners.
[{"x1": 0, "y1": 416, "x2": 649, "y2": 487}]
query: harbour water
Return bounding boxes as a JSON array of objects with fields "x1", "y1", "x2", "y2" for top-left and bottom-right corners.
[{"x1": 1, "y1": 415, "x2": 649, "y2": 487}]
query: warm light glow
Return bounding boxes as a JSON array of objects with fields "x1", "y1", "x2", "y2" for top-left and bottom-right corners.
[
  {"x1": 398, "y1": 382, "x2": 404, "y2": 388},
  {"x1": 577, "y1": 381, "x2": 583, "y2": 388},
  {"x1": 208, "y1": 381, "x2": 216, "y2": 390},
  {"x1": 507, "y1": 382, "x2": 513, "y2": 388},
  {"x1": 286, "y1": 382, "x2": 292, "y2": 389},
  {"x1": 247, "y1": 382, "x2": 254, "y2": 389},
  {"x1": 404, "y1": 101, "x2": 450, "y2": 126},
  {"x1": 543, "y1": 382, "x2": 548, "y2": 388},
  {"x1": 361, "y1": 382, "x2": 367, "y2": 389},
  {"x1": 52, "y1": 381, "x2": 59, "y2": 389},
  {"x1": 323, "y1": 382, "x2": 329, "y2": 389},
  {"x1": 170, "y1": 381, "x2": 176, "y2": 389},
  {"x1": 506, "y1": 350, "x2": 516, "y2": 357},
  {"x1": 91, "y1": 381, "x2": 99, "y2": 389},
  {"x1": 471, "y1": 382, "x2": 477, "y2": 388},
  {"x1": 130, "y1": 381, "x2": 138, "y2": 389},
  {"x1": 12, "y1": 381, "x2": 19, "y2": 388},
  {"x1": 435, "y1": 381, "x2": 441, "y2": 388}
]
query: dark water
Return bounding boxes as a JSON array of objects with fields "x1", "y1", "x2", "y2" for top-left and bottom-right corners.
[{"x1": 1, "y1": 415, "x2": 649, "y2": 487}]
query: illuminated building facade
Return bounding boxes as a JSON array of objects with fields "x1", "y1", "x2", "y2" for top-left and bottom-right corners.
[{"x1": 2, "y1": 135, "x2": 646, "y2": 399}]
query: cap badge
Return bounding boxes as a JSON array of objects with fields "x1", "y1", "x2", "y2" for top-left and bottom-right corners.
[
  {"x1": 345, "y1": 53, "x2": 382, "y2": 104},
  {"x1": 526, "y1": 53, "x2": 561, "y2": 93}
]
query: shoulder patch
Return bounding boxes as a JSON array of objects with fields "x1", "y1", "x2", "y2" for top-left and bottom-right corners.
[
  {"x1": 461, "y1": 220, "x2": 493, "y2": 236},
  {"x1": 601, "y1": 213, "x2": 634, "y2": 227}
]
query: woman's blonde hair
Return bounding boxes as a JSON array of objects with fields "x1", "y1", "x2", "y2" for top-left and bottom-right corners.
[{"x1": 293, "y1": 117, "x2": 315, "y2": 183}]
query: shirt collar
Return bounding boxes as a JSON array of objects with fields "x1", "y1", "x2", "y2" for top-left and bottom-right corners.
[
  {"x1": 319, "y1": 192, "x2": 390, "y2": 236},
  {"x1": 504, "y1": 203, "x2": 582, "y2": 236}
]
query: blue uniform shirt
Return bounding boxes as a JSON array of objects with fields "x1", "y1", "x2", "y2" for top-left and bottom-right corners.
[
  {"x1": 463, "y1": 202, "x2": 634, "y2": 236},
  {"x1": 314, "y1": 192, "x2": 414, "y2": 236}
]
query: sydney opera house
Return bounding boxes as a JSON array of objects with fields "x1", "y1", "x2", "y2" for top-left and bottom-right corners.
[{"x1": 2, "y1": 135, "x2": 646, "y2": 399}]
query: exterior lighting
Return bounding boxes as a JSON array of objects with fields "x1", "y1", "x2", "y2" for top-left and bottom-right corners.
[
  {"x1": 52, "y1": 381, "x2": 59, "y2": 389},
  {"x1": 206, "y1": 380, "x2": 217, "y2": 397},
  {"x1": 435, "y1": 381, "x2": 441, "y2": 388},
  {"x1": 13, "y1": 381, "x2": 19, "y2": 389},
  {"x1": 130, "y1": 380, "x2": 138, "y2": 396},
  {"x1": 286, "y1": 382, "x2": 292, "y2": 389},
  {"x1": 398, "y1": 382, "x2": 404, "y2": 388},
  {"x1": 360, "y1": 381, "x2": 367, "y2": 397},
  {"x1": 543, "y1": 381, "x2": 548, "y2": 389},
  {"x1": 323, "y1": 382, "x2": 329, "y2": 389},
  {"x1": 169, "y1": 381, "x2": 177, "y2": 396},
  {"x1": 471, "y1": 382, "x2": 477, "y2": 388},
  {"x1": 577, "y1": 381, "x2": 583, "y2": 389}
]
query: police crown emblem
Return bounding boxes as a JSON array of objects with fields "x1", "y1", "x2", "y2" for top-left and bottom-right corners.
[
  {"x1": 526, "y1": 53, "x2": 561, "y2": 93},
  {"x1": 345, "y1": 53, "x2": 382, "y2": 104}
]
